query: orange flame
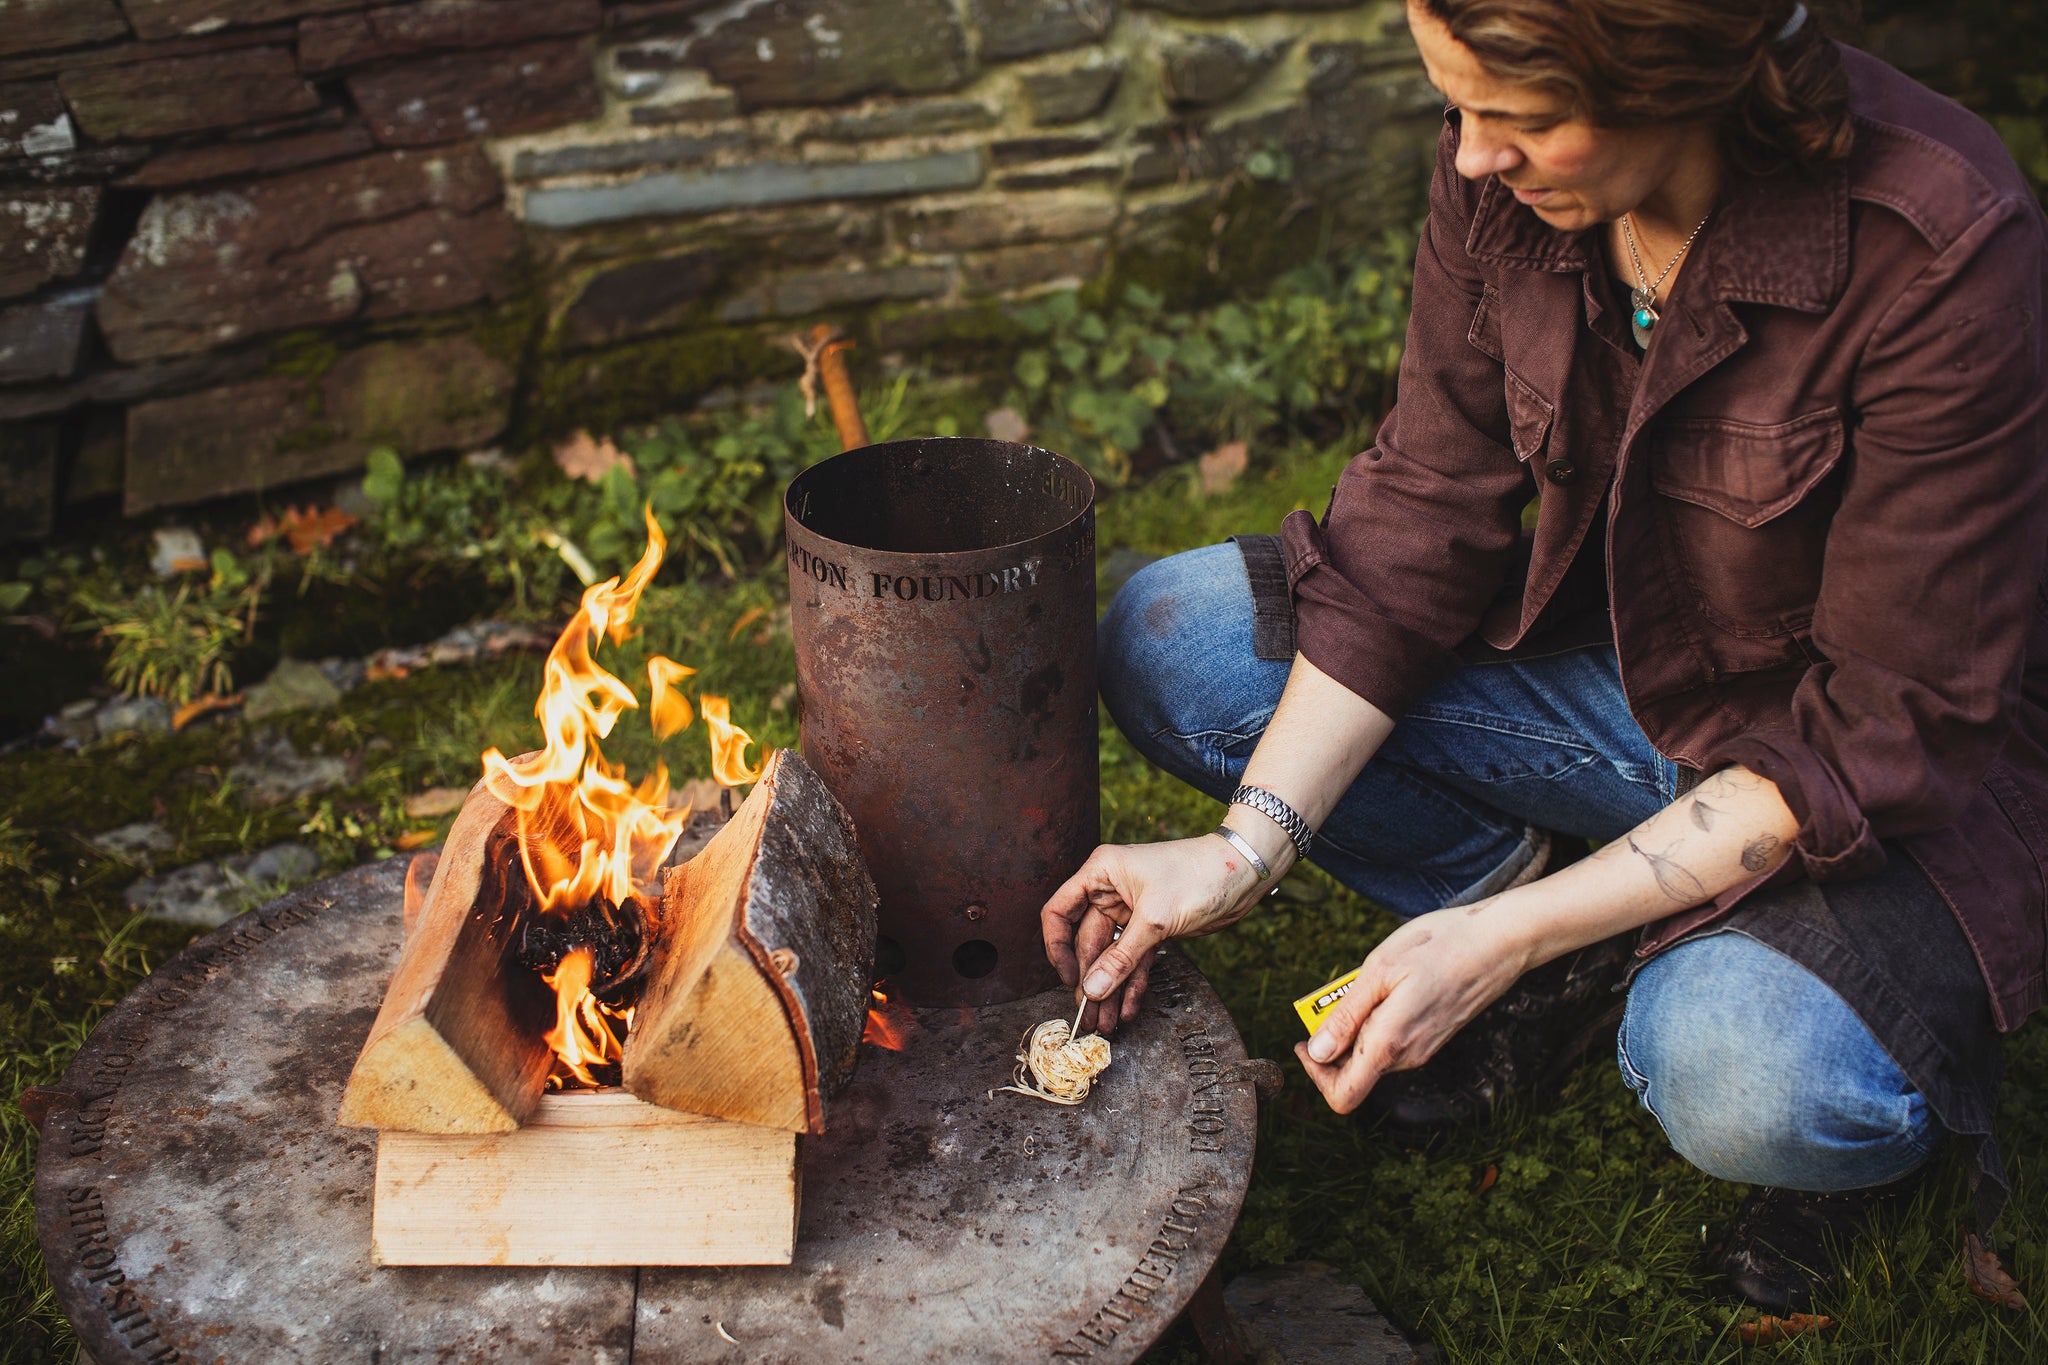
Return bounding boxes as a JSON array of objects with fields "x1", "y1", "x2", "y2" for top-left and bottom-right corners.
[
  {"x1": 863, "y1": 986, "x2": 913, "y2": 1051},
  {"x1": 481, "y1": 508, "x2": 697, "y2": 912},
  {"x1": 703, "y1": 694, "x2": 764, "y2": 787},
  {"x1": 541, "y1": 947, "x2": 631, "y2": 1087},
  {"x1": 648, "y1": 657, "x2": 696, "y2": 741},
  {"x1": 476, "y1": 507, "x2": 769, "y2": 1087}
]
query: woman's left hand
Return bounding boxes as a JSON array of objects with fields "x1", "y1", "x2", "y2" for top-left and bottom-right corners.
[{"x1": 1294, "y1": 905, "x2": 1533, "y2": 1113}]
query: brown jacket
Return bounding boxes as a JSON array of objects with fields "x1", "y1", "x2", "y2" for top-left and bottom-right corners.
[{"x1": 1282, "y1": 47, "x2": 2048, "y2": 1029}]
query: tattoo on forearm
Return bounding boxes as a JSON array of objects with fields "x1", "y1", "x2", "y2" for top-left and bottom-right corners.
[
  {"x1": 1741, "y1": 834, "x2": 1783, "y2": 873},
  {"x1": 1688, "y1": 797, "x2": 1722, "y2": 832},
  {"x1": 1699, "y1": 767, "x2": 1764, "y2": 797},
  {"x1": 1627, "y1": 834, "x2": 1709, "y2": 904}
]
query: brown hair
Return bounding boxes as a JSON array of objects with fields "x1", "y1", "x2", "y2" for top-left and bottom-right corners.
[{"x1": 1419, "y1": 0, "x2": 1854, "y2": 174}]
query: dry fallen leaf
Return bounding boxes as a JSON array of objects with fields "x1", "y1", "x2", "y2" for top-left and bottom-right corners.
[
  {"x1": 1965, "y1": 1230, "x2": 2028, "y2": 1310},
  {"x1": 553, "y1": 430, "x2": 636, "y2": 484},
  {"x1": 285, "y1": 506, "x2": 356, "y2": 553},
  {"x1": 171, "y1": 692, "x2": 244, "y2": 730},
  {"x1": 249, "y1": 505, "x2": 358, "y2": 554},
  {"x1": 395, "y1": 829, "x2": 442, "y2": 851},
  {"x1": 984, "y1": 407, "x2": 1031, "y2": 444},
  {"x1": 1199, "y1": 440, "x2": 1249, "y2": 496},
  {"x1": 1736, "y1": 1314, "x2": 1835, "y2": 1345},
  {"x1": 404, "y1": 787, "x2": 468, "y2": 819}
]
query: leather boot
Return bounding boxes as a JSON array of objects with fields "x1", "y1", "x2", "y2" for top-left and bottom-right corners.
[
  {"x1": 1361, "y1": 832, "x2": 1630, "y2": 1141},
  {"x1": 1709, "y1": 1167, "x2": 1928, "y2": 1314}
]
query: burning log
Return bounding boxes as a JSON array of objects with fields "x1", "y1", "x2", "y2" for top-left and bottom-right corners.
[
  {"x1": 624, "y1": 748, "x2": 878, "y2": 1134},
  {"x1": 515, "y1": 891, "x2": 654, "y2": 1005},
  {"x1": 333, "y1": 511, "x2": 878, "y2": 1267},
  {"x1": 338, "y1": 785, "x2": 553, "y2": 1134}
]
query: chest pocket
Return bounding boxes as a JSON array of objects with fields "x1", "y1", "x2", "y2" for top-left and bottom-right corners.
[
  {"x1": 1468, "y1": 283, "x2": 1558, "y2": 466},
  {"x1": 1649, "y1": 408, "x2": 1845, "y2": 642}
]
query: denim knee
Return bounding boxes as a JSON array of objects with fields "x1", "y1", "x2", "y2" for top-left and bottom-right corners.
[
  {"x1": 1098, "y1": 545, "x2": 1280, "y2": 776},
  {"x1": 1617, "y1": 933, "x2": 1938, "y2": 1191},
  {"x1": 1097, "y1": 554, "x2": 1193, "y2": 743}
]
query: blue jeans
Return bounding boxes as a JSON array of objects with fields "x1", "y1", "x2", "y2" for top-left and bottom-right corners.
[{"x1": 1102, "y1": 543, "x2": 1939, "y2": 1192}]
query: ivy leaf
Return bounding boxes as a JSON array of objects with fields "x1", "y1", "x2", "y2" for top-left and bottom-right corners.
[
  {"x1": 1015, "y1": 349, "x2": 1051, "y2": 391},
  {"x1": 362, "y1": 446, "x2": 405, "y2": 503}
]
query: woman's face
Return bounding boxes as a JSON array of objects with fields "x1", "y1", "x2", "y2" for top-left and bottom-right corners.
[{"x1": 1406, "y1": 1, "x2": 1695, "y2": 231}]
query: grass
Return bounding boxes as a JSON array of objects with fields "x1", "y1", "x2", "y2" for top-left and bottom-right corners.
[{"x1": 2, "y1": 432, "x2": 2043, "y2": 1362}]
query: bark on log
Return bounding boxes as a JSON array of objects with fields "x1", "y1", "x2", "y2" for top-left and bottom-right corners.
[{"x1": 624, "y1": 750, "x2": 877, "y2": 1134}]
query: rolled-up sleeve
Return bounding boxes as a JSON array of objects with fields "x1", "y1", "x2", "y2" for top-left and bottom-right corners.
[
  {"x1": 1707, "y1": 196, "x2": 2048, "y2": 881},
  {"x1": 1280, "y1": 122, "x2": 1533, "y2": 718}
]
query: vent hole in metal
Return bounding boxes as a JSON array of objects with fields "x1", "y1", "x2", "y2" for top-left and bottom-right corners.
[
  {"x1": 876, "y1": 935, "x2": 907, "y2": 977},
  {"x1": 951, "y1": 939, "x2": 999, "y2": 979}
]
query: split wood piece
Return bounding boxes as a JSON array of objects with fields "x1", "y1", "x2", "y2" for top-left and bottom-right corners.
[
  {"x1": 624, "y1": 749, "x2": 877, "y2": 1134},
  {"x1": 338, "y1": 783, "x2": 553, "y2": 1134},
  {"x1": 371, "y1": 1089, "x2": 798, "y2": 1266}
]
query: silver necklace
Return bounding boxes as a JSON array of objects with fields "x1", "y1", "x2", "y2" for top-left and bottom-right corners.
[{"x1": 1620, "y1": 210, "x2": 1712, "y2": 349}]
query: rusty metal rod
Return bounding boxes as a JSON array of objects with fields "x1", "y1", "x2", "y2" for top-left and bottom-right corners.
[{"x1": 808, "y1": 322, "x2": 869, "y2": 451}]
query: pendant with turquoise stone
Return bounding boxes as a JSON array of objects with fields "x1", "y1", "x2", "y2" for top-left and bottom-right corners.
[{"x1": 1629, "y1": 286, "x2": 1659, "y2": 349}]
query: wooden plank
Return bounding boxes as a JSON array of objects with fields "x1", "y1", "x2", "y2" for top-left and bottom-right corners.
[
  {"x1": 338, "y1": 782, "x2": 553, "y2": 1133},
  {"x1": 371, "y1": 1090, "x2": 797, "y2": 1266},
  {"x1": 624, "y1": 751, "x2": 876, "y2": 1134}
]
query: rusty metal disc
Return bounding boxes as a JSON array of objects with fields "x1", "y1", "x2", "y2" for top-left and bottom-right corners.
[{"x1": 35, "y1": 861, "x2": 1255, "y2": 1364}]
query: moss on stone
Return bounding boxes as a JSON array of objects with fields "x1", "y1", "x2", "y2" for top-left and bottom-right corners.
[
  {"x1": 271, "y1": 421, "x2": 345, "y2": 455},
  {"x1": 522, "y1": 324, "x2": 792, "y2": 442},
  {"x1": 470, "y1": 262, "x2": 550, "y2": 381},
  {"x1": 866, "y1": 298, "x2": 1028, "y2": 374},
  {"x1": 1105, "y1": 179, "x2": 1339, "y2": 312},
  {"x1": 266, "y1": 332, "x2": 342, "y2": 382}
]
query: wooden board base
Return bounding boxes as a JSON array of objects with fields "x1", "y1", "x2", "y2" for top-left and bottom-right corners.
[{"x1": 371, "y1": 1089, "x2": 797, "y2": 1266}]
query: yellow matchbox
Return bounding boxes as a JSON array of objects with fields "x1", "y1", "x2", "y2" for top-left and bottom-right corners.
[{"x1": 1293, "y1": 967, "x2": 1361, "y2": 1035}]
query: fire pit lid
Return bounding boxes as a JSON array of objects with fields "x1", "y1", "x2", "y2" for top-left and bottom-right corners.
[{"x1": 34, "y1": 857, "x2": 1256, "y2": 1364}]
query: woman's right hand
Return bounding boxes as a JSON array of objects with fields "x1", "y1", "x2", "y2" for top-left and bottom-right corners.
[{"x1": 1040, "y1": 835, "x2": 1267, "y2": 1035}]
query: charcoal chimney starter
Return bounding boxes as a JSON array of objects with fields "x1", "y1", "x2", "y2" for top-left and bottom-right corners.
[{"x1": 785, "y1": 438, "x2": 1098, "y2": 1006}]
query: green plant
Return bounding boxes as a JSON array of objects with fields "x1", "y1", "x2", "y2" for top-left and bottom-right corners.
[
  {"x1": 354, "y1": 448, "x2": 572, "y2": 610},
  {"x1": 69, "y1": 551, "x2": 262, "y2": 704},
  {"x1": 1005, "y1": 232, "x2": 1416, "y2": 484},
  {"x1": 0, "y1": 818, "x2": 31, "y2": 880},
  {"x1": 584, "y1": 388, "x2": 840, "y2": 575}
]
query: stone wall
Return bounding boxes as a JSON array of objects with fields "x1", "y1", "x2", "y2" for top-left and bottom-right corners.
[{"x1": 0, "y1": 0, "x2": 1439, "y2": 538}]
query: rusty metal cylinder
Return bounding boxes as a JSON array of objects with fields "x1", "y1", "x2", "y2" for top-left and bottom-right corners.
[{"x1": 784, "y1": 438, "x2": 1098, "y2": 1006}]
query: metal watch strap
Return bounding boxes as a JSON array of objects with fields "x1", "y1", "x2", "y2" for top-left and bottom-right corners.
[
  {"x1": 1228, "y1": 785, "x2": 1314, "y2": 860},
  {"x1": 1211, "y1": 825, "x2": 1271, "y2": 882}
]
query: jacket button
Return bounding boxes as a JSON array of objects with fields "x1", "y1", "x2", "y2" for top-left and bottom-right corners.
[{"x1": 1545, "y1": 459, "x2": 1577, "y2": 485}]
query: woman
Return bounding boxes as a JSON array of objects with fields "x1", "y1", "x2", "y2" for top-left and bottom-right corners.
[{"x1": 1044, "y1": 0, "x2": 2047, "y2": 1313}]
